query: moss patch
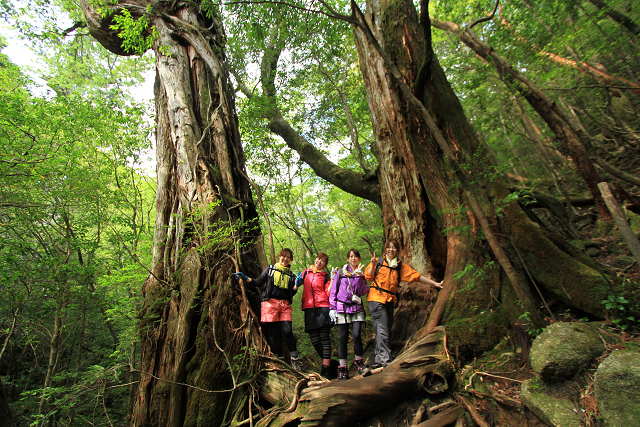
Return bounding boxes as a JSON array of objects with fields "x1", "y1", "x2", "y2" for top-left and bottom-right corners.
[
  {"x1": 183, "y1": 298, "x2": 229, "y2": 426},
  {"x1": 594, "y1": 349, "x2": 640, "y2": 427},
  {"x1": 446, "y1": 307, "x2": 509, "y2": 357},
  {"x1": 502, "y1": 203, "x2": 611, "y2": 316},
  {"x1": 627, "y1": 211, "x2": 640, "y2": 237},
  {"x1": 521, "y1": 379, "x2": 583, "y2": 427}
]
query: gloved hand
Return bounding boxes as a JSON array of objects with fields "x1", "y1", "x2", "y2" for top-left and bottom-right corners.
[
  {"x1": 331, "y1": 266, "x2": 339, "y2": 279},
  {"x1": 329, "y1": 309, "x2": 337, "y2": 323},
  {"x1": 296, "y1": 272, "x2": 304, "y2": 287},
  {"x1": 233, "y1": 272, "x2": 249, "y2": 282}
]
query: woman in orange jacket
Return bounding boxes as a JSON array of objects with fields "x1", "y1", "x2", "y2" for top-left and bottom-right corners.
[{"x1": 364, "y1": 239, "x2": 443, "y2": 369}]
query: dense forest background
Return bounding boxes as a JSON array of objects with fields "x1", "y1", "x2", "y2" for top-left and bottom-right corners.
[{"x1": 1, "y1": 0, "x2": 639, "y2": 425}]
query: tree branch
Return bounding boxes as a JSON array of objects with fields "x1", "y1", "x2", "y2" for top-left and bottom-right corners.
[
  {"x1": 257, "y1": 25, "x2": 382, "y2": 204},
  {"x1": 469, "y1": 0, "x2": 499, "y2": 29},
  {"x1": 587, "y1": 0, "x2": 640, "y2": 36}
]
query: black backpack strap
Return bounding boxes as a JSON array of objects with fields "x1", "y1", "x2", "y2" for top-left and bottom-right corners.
[
  {"x1": 337, "y1": 272, "x2": 366, "y2": 306},
  {"x1": 335, "y1": 269, "x2": 346, "y2": 304},
  {"x1": 374, "y1": 257, "x2": 384, "y2": 277}
]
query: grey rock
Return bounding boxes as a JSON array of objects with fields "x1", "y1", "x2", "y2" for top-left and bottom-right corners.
[
  {"x1": 521, "y1": 379, "x2": 583, "y2": 427},
  {"x1": 594, "y1": 349, "x2": 640, "y2": 427},
  {"x1": 530, "y1": 322, "x2": 604, "y2": 380}
]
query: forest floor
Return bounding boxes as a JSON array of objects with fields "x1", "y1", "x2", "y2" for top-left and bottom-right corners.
[{"x1": 351, "y1": 324, "x2": 640, "y2": 427}]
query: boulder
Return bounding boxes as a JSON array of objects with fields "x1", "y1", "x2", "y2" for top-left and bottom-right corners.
[
  {"x1": 530, "y1": 322, "x2": 604, "y2": 379},
  {"x1": 520, "y1": 379, "x2": 583, "y2": 427},
  {"x1": 594, "y1": 349, "x2": 640, "y2": 427}
]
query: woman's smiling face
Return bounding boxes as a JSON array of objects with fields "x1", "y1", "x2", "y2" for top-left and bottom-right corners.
[
  {"x1": 348, "y1": 252, "x2": 360, "y2": 268},
  {"x1": 279, "y1": 252, "x2": 292, "y2": 267},
  {"x1": 314, "y1": 257, "x2": 327, "y2": 271},
  {"x1": 385, "y1": 242, "x2": 398, "y2": 259}
]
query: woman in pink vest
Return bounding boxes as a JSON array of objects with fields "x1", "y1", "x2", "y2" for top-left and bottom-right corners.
[{"x1": 298, "y1": 253, "x2": 333, "y2": 378}]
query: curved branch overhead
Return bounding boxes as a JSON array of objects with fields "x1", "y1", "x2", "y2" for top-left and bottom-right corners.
[
  {"x1": 587, "y1": 0, "x2": 640, "y2": 36},
  {"x1": 267, "y1": 113, "x2": 382, "y2": 205},
  {"x1": 256, "y1": 26, "x2": 382, "y2": 205},
  {"x1": 431, "y1": 18, "x2": 613, "y2": 223}
]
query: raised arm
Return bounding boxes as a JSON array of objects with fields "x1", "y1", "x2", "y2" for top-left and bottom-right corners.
[
  {"x1": 418, "y1": 275, "x2": 443, "y2": 288},
  {"x1": 251, "y1": 267, "x2": 270, "y2": 287}
]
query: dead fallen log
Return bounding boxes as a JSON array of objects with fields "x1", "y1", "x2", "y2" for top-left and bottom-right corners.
[
  {"x1": 458, "y1": 395, "x2": 490, "y2": 427},
  {"x1": 257, "y1": 326, "x2": 453, "y2": 426},
  {"x1": 416, "y1": 405, "x2": 465, "y2": 427}
]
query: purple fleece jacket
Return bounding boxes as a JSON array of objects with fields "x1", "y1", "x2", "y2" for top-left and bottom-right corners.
[{"x1": 329, "y1": 265, "x2": 369, "y2": 313}]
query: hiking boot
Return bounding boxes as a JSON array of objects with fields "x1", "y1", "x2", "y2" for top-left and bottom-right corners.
[
  {"x1": 338, "y1": 366, "x2": 349, "y2": 382},
  {"x1": 354, "y1": 359, "x2": 370, "y2": 375},
  {"x1": 291, "y1": 357, "x2": 303, "y2": 372},
  {"x1": 320, "y1": 365, "x2": 331, "y2": 379}
]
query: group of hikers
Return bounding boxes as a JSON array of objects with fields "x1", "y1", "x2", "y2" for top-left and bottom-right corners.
[{"x1": 233, "y1": 238, "x2": 444, "y2": 381}]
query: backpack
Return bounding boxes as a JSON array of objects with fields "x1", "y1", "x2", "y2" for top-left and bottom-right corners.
[
  {"x1": 370, "y1": 257, "x2": 403, "y2": 297},
  {"x1": 267, "y1": 264, "x2": 295, "y2": 281}
]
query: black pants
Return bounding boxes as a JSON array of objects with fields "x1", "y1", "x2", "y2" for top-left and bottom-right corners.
[
  {"x1": 337, "y1": 321, "x2": 364, "y2": 359},
  {"x1": 263, "y1": 321, "x2": 297, "y2": 357}
]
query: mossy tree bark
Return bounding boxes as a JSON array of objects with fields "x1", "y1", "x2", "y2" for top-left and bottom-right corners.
[
  {"x1": 82, "y1": 2, "x2": 268, "y2": 425},
  {"x1": 352, "y1": 0, "x2": 612, "y2": 353}
]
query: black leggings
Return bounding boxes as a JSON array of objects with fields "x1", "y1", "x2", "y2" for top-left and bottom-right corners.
[
  {"x1": 337, "y1": 321, "x2": 364, "y2": 360},
  {"x1": 263, "y1": 321, "x2": 297, "y2": 357}
]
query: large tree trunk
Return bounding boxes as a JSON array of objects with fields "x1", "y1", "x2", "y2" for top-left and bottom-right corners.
[
  {"x1": 82, "y1": 2, "x2": 267, "y2": 426},
  {"x1": 354, "y1": 0, "x2": 612, "y2": 353},
  {"x1": 257, "y1": 2, "x2": 613, "y2": 422},
  {"x1": 350, "y1": 0, "x2": 504, "y2": 350},
  {"x1": 347, "y1": 0, "x2": 445, "y2": 346}
]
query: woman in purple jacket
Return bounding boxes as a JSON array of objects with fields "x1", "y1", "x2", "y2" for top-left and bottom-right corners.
[{"x1": 329, "y1": 248, "x2": 370, "y2": 381}]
